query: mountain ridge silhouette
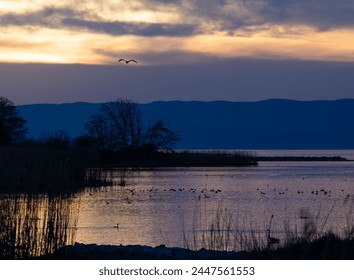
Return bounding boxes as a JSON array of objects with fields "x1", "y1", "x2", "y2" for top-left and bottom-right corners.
[{"x1": 18, "y1": 99, "x2": 354, "y2": 149}]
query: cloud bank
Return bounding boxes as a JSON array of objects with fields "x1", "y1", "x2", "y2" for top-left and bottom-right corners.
[
  {"x1": 2, "y1": 1, "x2": 354, "y2": 36},
  {"x1": 1, "y1": 1, "x2": 354, "y2": 64}
]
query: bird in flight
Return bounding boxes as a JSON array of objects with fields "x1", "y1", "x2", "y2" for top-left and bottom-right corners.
[{"x1": 118, "y1": 59, "x2": 138, "y2": 64}]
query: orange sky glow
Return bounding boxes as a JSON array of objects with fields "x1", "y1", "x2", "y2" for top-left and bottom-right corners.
[{"x1": 1, "y1": 0, "x2": 354, "y2": 65}]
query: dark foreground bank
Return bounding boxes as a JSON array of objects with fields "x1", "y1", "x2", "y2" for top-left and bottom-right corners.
[
  {"x1": 37, "y1": 243, "x2": 243, "y2": 260},
  {"x1": 38, "y1": 233, "x2": 354, "y2": 260}
]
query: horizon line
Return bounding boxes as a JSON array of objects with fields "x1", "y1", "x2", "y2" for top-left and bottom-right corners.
[{"x1": 16, "y1": 98, "x2": 354, "y2": 107}]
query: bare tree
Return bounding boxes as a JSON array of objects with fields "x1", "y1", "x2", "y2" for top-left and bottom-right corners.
[
  {"x1": 40, "y1": 130, "x2": 70, "y2": 149},
  {"x1": 85, "y1": 99, "x2": 179, "y2": 153},
  {"x1": 85, "y1": 113, "x2": 117, "y2": 152},
  {"x1": 144, "y1": 120, "x2": 180, "y2": 151},
  {"x1": 101, "y1": 99, "x2": 143, "y2": 149},
  {"x1": 0, "y1": 96, "x2": 27, "y2": 145}
]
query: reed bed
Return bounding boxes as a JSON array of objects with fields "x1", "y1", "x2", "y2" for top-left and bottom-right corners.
[
  {"x1": 182, "y1": 200, "x2": 354, "y2": 258},
  {"x1": 0, "y1": 146, "x2": 108, "y2": 259},
  {"x1": 183, "y1": 202, "x2": 265, "y2": 252},
  {"x1": 0, "y1": 194, "x2": 79, "y2": 259},
  {"x1": 0, "y1": 146, "x2": 87, "y2": 194},
  {"x1": 85, "y1": 168, "x2": 113, "y2": 187}
]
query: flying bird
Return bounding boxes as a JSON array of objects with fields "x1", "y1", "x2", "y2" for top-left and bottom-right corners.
[{"x1": 118, "y1": 59, "x2": 137, "y2": 64}]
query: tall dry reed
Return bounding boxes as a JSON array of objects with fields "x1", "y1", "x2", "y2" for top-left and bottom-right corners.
[
  {"x1": 0, "y1": 146, "x2": 87, "y2": 194},
  {"x1": 183, "y1": 200, "x2": 354, "y2": 255},
  {"x1": 0, "y1": 194, "x2": 79, "y2": 259}
]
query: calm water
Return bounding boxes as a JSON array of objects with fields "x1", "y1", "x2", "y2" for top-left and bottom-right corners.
[{"x1": 76, "y1": 150, "x2": 354, "y2": 250}]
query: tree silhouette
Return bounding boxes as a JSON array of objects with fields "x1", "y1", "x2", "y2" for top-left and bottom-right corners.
[
  {"x1": 85, "y1": 113, "x2": 117, "y2": 152},
  {"x1": 101, "y1": 99, "x2": 142, "y2": 149},
  {"x1": 85, "y1": 99, "x2": 179, "y2": 153},
  {"x1": 0, "y1": 96, "x2": 27, "y2": 145},
  {"x1": 40, "y1": 130, "x2": 71, "y2": 149},
  {"x1": 144, "y1": 120, "x2": 180, "y2": 151}
]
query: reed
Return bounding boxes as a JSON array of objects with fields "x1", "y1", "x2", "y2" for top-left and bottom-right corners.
[
  {"x1": 0, "y1": 146, "x2": 89, "y2": 194},
  {"x1": 84, "y1": 168, "x2": 113, "y2": 187},
  {"x1": 0, "y1": 146, "x2": 87, "y2": 259},
  {"x1": 0, "y1": 194, "x2": 79, "y2": 259},
  {"x1": 183, "y1": 200, "x2": 354, "y2": 258}
]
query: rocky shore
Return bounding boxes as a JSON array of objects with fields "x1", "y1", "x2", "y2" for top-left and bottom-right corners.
[
  {"x1": 38, "y1": 243, "x2": 243, "y2": 260},
  {"x1": 38, "y1": 232, "x2": 354, "y2": 260}
]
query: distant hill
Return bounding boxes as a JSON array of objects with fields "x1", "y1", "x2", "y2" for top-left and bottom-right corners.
[{"x1": 18, "y1": 99, "x2": 354, "y2": 149}]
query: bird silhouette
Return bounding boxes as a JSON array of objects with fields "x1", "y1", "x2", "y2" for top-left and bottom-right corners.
[
  {"x1": 118, "y1": 59, "x2": 137, "y2": 64},
  {"x1": 266, "y1": 229, "x2": 280, "y2": 245},
  {"x1": 266, "y1": 214, "x2": 280, "y2": 246},
  {"x1": 113, "y1": 223, "x2": 119, "y2": 229}
]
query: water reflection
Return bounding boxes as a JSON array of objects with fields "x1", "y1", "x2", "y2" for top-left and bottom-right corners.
[
  {"x1": 77, "y1": 162, "x2": 354, "y2": 251},
  {"x1": 4, "y1": 159, "x2": 352, "y2": 258},
  {"x1": 0, "y1": 194, "x2": 79, "y2": 259}
]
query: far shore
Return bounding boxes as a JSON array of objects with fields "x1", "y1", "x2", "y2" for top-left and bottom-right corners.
[
  {"x1": 254, "y1": 155, "x2": 350, "y2": 162},
  {"x1": 92, "y1": 152, "x2": 350, "y2": 168}
]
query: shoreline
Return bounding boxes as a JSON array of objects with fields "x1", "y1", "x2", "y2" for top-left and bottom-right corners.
[
  {"x1": 37, "y1": 233, "x2": 354, "y2": 260},
  {"x1": 93, "y1": 153, "x2": 350, "y2": 168},
  {"x1": 37, "y1": 243, "x2": 244, "y2": 260},
  {"x1": 254, "y1": 156, "x2": 349, "y2": 162}
]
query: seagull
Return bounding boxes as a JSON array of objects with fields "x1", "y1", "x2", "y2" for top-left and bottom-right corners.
[{"x1": 118, "y1": 59, "x2": 137, "y2": 64}]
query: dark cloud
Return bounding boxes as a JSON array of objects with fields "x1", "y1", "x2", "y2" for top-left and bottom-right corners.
[
  {"x1": 62, "y1": 18, "x2": 197, "y2": 37},
  {"x1": 0, "y1": 7, "x2": 198, "y2": 37},
  {"x1": 261, "y1": 0, "x2": 354, "y2": 30},
  {"x1": 1, "y1": 1, "x2": 354, "y2": 37},
  {"x1": 140, "y1": 0, "x2": 354, "y2": 32},
  {"x1": 0, "y1": 7, "x2": 80, "y2": 28}
]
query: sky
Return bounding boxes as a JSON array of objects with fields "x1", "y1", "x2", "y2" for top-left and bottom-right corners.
[{"x1": 1, "y1": 0, "x2": 354, "y2": 105}]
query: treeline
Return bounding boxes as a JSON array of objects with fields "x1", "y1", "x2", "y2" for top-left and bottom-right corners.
[
  {"x1": 0, "y1": 96, "x2": 180, "y2": 164},
  {"x1": 82, "y1": 98, "x2": 179, "y2": 163},
  {"x1": 0, "y1": 95, "x2": 256, "y2": 193},
  {"x1": 0, "y1": 96, "x2": 180, "y2": 194}
]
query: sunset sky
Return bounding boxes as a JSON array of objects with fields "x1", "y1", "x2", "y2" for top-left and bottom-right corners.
[{"x1": 1, "y1": 0, "x2": 354, "y2": 104}]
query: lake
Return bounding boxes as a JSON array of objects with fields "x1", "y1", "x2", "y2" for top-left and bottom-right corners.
[{"x1": 76, "y1": 150, "x2": 354, "y2": 251}]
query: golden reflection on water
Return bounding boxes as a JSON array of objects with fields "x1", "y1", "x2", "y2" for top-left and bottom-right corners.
[
  {"x1": 76, "y1": 163, "x2": 354, "y2": 251},
  {"x1": 3, "y1": 161, "x2": 351, "y2": 257},
  {"x1": 0, "y1": 194, "x2": 79, "y2": 259}
]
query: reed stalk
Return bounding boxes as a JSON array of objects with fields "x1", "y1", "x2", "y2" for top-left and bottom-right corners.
[{"x1": 0, "y1": 194, "x2": 79, "y2": 259}]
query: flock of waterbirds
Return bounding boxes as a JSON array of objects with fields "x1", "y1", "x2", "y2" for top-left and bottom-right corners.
[
  {"x1": 86, "y1": 185, "x2": 285, "y2": 246},
  {"x1": 82, "y1": 173, "x2": 352, "y2": 247},
  {"x1": 84, "y1": 186, "x2": 224, "y2": 230},
  {"x1": 88, "y1": 186, "x2": 224, "y2": 205},
  {"x1": 84, "y1": 182, "x2": 352, "y2": 219},
  {"x1": 256, "y1": 186, "x2": 351, "y2": 198}
]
